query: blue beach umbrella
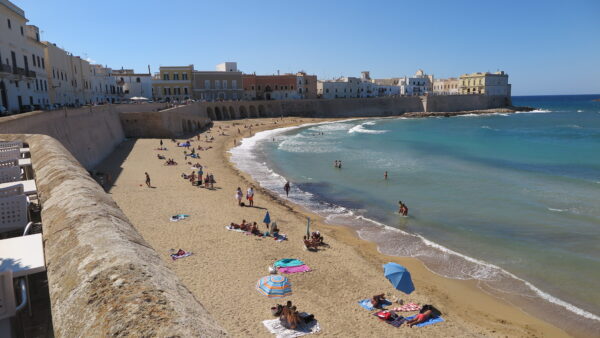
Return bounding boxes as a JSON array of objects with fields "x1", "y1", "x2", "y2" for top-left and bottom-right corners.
[
  {"x1": 263, "y1": 211, "x2": 271, "y2": 224},
  {"x1": 383, "y1": 262, "x2": 415, "y2": 294},
  {"x1": 256, "y1": 275, "x2": 292, "y2": 298}
]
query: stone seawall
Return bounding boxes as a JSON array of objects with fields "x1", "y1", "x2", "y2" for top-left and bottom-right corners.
[{"x1": 1, "y1": 134, "x2": 227, "y2": 337}]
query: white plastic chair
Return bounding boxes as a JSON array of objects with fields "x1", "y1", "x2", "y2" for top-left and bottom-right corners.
[
  {"x1": 0, "y1": 160, "x2": 18, "y2": 169},
  {"x1": 0, "y1": 185, "x2": 24, "y2": 199},
  {"x1": 0, "y1": 270, "x2": 27, "y2": 338},
  {"x1": 0, "y1": 194, "x2": 31, "y2": 234},
  {"x1": 0, "y1": 149, "x2": 19, "y2": 161},
  {"x1": 0, "y1": 167, "x2": 21, "y2": 184},
  {"x1": 0, "y1": 141, "x2": 22, "y2": 150}
]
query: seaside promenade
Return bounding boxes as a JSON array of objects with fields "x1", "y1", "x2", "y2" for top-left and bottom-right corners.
[{"x1": 93, "y1": 117, "x2": 567, "y2": 337}]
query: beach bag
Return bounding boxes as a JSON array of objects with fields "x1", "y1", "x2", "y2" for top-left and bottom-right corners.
[{"x1": 269, "y1": 265, "x2": 277, "y2": 274}]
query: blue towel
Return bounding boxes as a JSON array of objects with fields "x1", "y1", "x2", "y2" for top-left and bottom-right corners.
[
  {"x1": 358, "y1": 299, "x2": 392, "y2": 311},
  {"x1": 404, "y1": 315, "x2": 445, "y2": 327}
]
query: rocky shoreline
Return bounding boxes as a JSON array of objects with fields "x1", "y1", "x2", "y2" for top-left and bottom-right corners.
[{"x1": 404, "y1": 106, "x2": 535, "y2": 118}]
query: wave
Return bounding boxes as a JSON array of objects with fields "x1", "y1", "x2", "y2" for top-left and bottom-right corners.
[
  {"x1": 577, "y1": 110, "x2": 584, "y2": 113},
  {"x1": 229, "y1": 120, "x2": 600, "y2": 323},
  {"x1": 348, "y1": 122, "x2": 389, "y2": 134},
  {"x1": 516, "y1": 109, "x2": 552, "y2": 114}
]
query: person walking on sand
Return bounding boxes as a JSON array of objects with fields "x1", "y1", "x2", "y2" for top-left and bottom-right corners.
[
  {"x1": 284, "y1": 181, "x2": 291, "y2": 197},
  {"x1": 247, "y1": 186, "x2": 255, "y2": 207},
  {"x1": 160, "y1": 139, "x2": 163, "y2": 148},
  {"x1": 236, "y1": 187, "x2": 243, "y2": 206},
  {"x1": 145, "y1": 172, "x2": 152, "y2": 188}
]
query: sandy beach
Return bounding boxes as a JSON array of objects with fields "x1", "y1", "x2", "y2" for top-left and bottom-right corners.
[{"x1": 95, "y1": 117, "x2": 568, "y2": 337}]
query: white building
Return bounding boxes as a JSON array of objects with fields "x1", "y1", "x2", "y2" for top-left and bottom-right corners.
[
  {"x1": 113, "y1": 69, "x2": 152, "y2": 99},
  {"x1": 90, "y1": 64, "x2": 123, "y2": 104},
  {"x1": 0, "y1": 0, "x2": 50, "y2": 114},
  {"x1": 318, "y1": 71, "x2": 401, "y2": 99},
  {"x1": 400, "y1": 69, "x2": 433, "y2": 96},
  {"x1": 216, "y1": 62, "x2": 238, "y2": 72}
]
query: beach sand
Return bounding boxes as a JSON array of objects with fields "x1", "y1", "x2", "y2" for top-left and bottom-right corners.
[{"x1": 96, "y1": 117, "x2": 568, "y2": 337}]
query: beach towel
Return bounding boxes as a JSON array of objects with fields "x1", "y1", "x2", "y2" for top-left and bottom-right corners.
[
  {"x1": 278, "y1": 265, "x2": 311, "y2": 274},
  {"x1": 225, "y1": 225, "x2": 247, "y2": 233},
  {"x1": 170, "y1": 214, "x2": 189, "y2": 222},
  {"x1": 274, "y1": 259, "x2": 304, "y2": 268},
  {"x1": 373, "y1": 311, "x2": 406, "y2": 327},
  {"x1": 275, "y1": 234, "x2": 287, "y2": 242},
  {"x1": 358, "y1": 299, "x2": 392, "y2": 311},
  {"x1": 404, "y1": 315, "x2": 445, "y2": 327},
  {"x1": 262, "y1": 317, "x2": 321, "y2": 338},
  {"x1": 392, "y1": 303, "x2": 421, "y2": 312},
  {"x1": 170, "y1": 252, "x2": 192, "y2": 260}
]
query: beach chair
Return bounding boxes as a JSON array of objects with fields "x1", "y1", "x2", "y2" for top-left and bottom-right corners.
[
  {"x1": 0, "y1": 149, "x2": 19, "y2": 161},
  {"x1": 0, "y1": 167, "x2": 21, "y2": 184},
  {"x1": 0, "y1": 194, "x2": 31, "y2": 234},
  {"x1": 0, "y1": 270, "x2": 29, "y2": 338},
  {"x1": 0, "y1": 141, "x2": 22, "y2": 150}
]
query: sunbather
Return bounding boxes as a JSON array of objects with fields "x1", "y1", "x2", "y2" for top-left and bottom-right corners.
[
  {"x1": 371, "y1": 294, "x2": 388, "y2": 309},
  {"x1": 280, "y1": 306, "x2": 301, "y2": 330},
  {"x1": 303, "y1": 236, "x2": 319, "y2": 250},
  {"x1": 157, "y1": 154, "x2": 165, "y2": 160},
  {"x1": 229, "y1": 222, "x2": 240, "y2": 229},
  {"x1": 250, "y1": 222, "x2": 262, "y2": 236},
  {"x1": 404, "y1": 305, "x2": 440, "y2": 327}
]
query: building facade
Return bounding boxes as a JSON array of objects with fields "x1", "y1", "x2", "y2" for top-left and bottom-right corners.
[
  {"x1": 113, "y1": 69, "x2": 152, "y2": 99},
  {"x1": 0, "y1": 0, "x2": 49, "y2": 114},
  {"x1": 152, "y1": 65, "x2": 193, "y2": 102},
  {"x1": 459, "y1": 71, "x2": 510, "y2": 96},
  {"x1": 433, "y1": 78, "x2": 459, "y2": 95},
  {"x1": 241, "y1": 72, "x2": 316, "y2": 100},
  {"x1": 192, "y1": 63, "x2": 242, "y2": 101}
]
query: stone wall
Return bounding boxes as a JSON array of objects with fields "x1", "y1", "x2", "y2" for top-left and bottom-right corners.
[
  {"x1": 423, "y1": 94, "x2": 510, "y2": 112},
  {"x1": 120, "y1": 103, "x2": 212, "y2": 138},
  {"x1": 0, "y1": 134, "x2": 227, "y2": 337}
]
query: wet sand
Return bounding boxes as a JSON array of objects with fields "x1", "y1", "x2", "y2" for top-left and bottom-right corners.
[{"x1": 96, "y1": 117, "x2": 568, "y2": 337}]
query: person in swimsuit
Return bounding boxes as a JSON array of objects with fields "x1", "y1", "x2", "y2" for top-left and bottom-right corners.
[{"x1": 284, "y1": 181, "x2": 291, "y2": 197}]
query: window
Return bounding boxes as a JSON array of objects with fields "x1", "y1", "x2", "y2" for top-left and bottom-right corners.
[
  {"x1": 35, "y1": 79, "x2": 39, "y2": 90},
  {"x1": 173, "y1": 73, "x2": 179, "y2": 80},
  {"x1": 20, "y1": 26, "x2": 23, "y2": 35},
  {"x1": 215, "y1": 80, "x2": 221, "y2": 89},
  {"x1": 136, "y1": 77, "x2": 140, "y2": 83},
  {"x1": 182, "y1": 73, "x2": 188, "y2": 80},
  {"x1": 7, "y1": 19, "x2": 11, "y2": 29},
  {"x1": 167, "y1": 88, "x2": 172, "y2": 95},
  {"x1": 222, "y1": 80, "x2": 227, "y2": 89},
  {"x1": 326, "y1": 89, "x2": 329, "y2": 93},
  {"x1": 163, "y1": 73, "x2": 169, "y2": 80},
  {"x1": 184, "y1": 87, "x2": 188, "y2": 95},
  {"x1": 204, "y1": 80, "x2": 210, "y2": 89},
  {"x1": 251, "y1": 85, "x2": 254, "y2": 90},
  {"x1": 232, "y1": 80, "x2": 237, "y2": 89},
  {"x1": 290, "y1": 85, "x2": 293, "y2": 90},
  {"x1": 163, "y1": 88, "x2": 167, "y2": 95},
  {"x1": 32, "y1": 54, "x2": 36, "y2": 67}
]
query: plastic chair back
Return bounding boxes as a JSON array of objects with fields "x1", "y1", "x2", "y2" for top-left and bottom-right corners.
[
  {"x1": 0, "y1": 194, "x2": 29, "y2": 233},
  {"x1": 0, "y1": 167, "x2": 21, "y2": 184}
]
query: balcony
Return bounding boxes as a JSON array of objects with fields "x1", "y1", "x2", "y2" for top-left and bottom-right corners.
[
  {"x1": 13, "y1": 67, "x2": 26, "y2": 76},
  {"x1": 26, "y1": 70, "x2": 36, "y2": 78},
  {"x1": 0, "y1": 63, "x2": 12, "y2": 74}
]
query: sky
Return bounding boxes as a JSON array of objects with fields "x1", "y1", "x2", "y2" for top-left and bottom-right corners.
[{"x1": 16, "y1": 0, "x2": 600, "y2": 95}]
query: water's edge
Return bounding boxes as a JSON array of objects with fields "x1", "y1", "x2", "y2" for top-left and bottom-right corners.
[{"x1": 228, "y1": 116, "x2": 599, "y2": 336}]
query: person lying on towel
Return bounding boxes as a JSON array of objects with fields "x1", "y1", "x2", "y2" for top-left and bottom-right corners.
[{"x1": 371, "y1": 294, "x2": 388, "y2": 309}]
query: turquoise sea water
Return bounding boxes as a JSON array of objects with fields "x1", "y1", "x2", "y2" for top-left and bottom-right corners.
[{"x1": 230, "y1": 95, "x2": 600, "y2": 333}]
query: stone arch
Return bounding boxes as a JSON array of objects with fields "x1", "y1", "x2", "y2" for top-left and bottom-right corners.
[
  {"x1": 229, "y1": 106, "x2": 235, "y2": 119},
  {"x1": 214, "y1": 106, "x2": 223, "y2": 120},
  {"x1": 239, "y1": 106, "x2": 248, "y2": 119},
  {"x1": 196, "y1": 121, "x2": 201, "y2": 130},
  {"x1": 182, "y1": 120, "x2": 188, "y2": 133},
  {"x1": 249, "y1": 105, "x2": 257, "y2": 118},
  {"x1": 187, "y1": 120, "x2": 193, "y2": 132},
  {"x1": 207, "y1": 107, "x2": 216, "y2": 120},
  {"x1": 258, "y1": 105, "x2": 267, "y2": 117}
]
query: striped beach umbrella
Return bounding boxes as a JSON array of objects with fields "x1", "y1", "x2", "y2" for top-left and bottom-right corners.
[{"x1": 256, "y1": 275, "x2": 292, "y2": 298}]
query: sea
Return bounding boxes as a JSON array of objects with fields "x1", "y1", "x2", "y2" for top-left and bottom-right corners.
[{"x1": 230, "y1": 94, "x2": 600, "y2": 335}]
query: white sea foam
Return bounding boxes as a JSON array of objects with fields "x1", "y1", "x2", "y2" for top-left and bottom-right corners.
[
  {"x1": 577, "y1": 110, "x2": 584, "y2": 112},
  {"x1": 348, "y1": 122, "x2": 389, "y2": 134},
  {"x1": 516, "y1": 109, "x2": 552, "y2": 114},
  {"x1": 548, "y1": 208, "x2": 566, "y2": 212},
  {"x1": 230, "y1": 118, "x2": 600, "y2": 323}
]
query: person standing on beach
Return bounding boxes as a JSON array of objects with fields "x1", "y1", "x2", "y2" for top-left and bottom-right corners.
[
  {"x1": 384, "y1": 171, "x2": 388, "y2": 180},
  {"x1": 284, "y1": 181, "x2": 291, "y2": 197},
  {"x1": 160, "y1": 139, "x2": 163, "y2": 148},
  {"x1": 145, "y1": 172, "x2": 151, "y2": 188},
  {"x1": 247, "y1": 186, "x2": 255, "y2": 207},
  {"x1": 236, "y1": 187, "x2": 243, "y2": 206},
  {"x1": 338, "y1": 160, "x2": 342, "y2": 169}
]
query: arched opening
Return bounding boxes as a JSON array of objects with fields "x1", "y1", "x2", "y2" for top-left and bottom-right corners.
[
  {"x1": 215, "y1": 106, "x2": 223, "y2": 120},
  {"x1": 222, "y1": 106, "x2": 230, "y2": 119},
  {"x1": 258, "y1": 105, "x2": 266, "y2": 117},
  {"x1": 229, "y1": 106, "x2": 235, "y2": 119},
  {"x1": 249, "y1": 105, "x2": 257, "y2": 118},
  {"x1": 187, "y1": 120, "x2": 193, "y2": 132},
  {"x1": 182, "y1": 120, "x2": 188, "y2": 132},
  {"x1": 207, "y1": 107, "x2": 216, "y2": 120},
  {"x1": 239, "y1": 106, "x2": 248, "y2": 119},
  {"x1": 196, "y1": 121, "x2": 201, "y2": 130}
]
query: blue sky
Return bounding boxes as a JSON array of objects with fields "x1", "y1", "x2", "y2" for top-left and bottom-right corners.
[{"x1": 17, "y1": 0, "x2": 600, "y2": 95}]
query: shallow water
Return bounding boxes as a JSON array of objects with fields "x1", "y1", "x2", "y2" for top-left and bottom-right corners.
[{"x1": 230, "y1": 95, "x2": 600, "y2": 334}]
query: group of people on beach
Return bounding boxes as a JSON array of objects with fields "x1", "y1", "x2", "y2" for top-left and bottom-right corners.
[
  {"x1": 229, "y1": 219, "x2": 281, "y2": 238},
  {"x1": 271, "y1": 301, "x2": 314, "y2": 330},
  {"x1": 333, "y1": 160, "x2": 343, "y2": 169},
  {"x1": 303, "y1": 231, "x2": 325, "y2": 250},
  {"x1": 235, "y1": 186, "x2": 255, "y2": 207}
]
